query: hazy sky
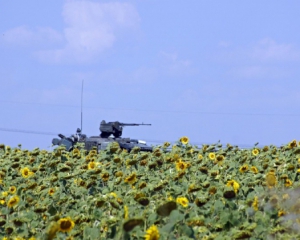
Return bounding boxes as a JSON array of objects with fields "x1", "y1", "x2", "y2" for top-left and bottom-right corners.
[{"x1": 1, "y1": 0, "x2": 300, "y2": 150}]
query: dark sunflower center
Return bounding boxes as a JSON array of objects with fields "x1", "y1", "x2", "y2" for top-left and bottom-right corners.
[{"x1": 61, "y1": 220, "x2": 72, "y2": 229}]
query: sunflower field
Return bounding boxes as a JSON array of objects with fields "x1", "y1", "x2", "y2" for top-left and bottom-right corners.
[{"x1": 1, "y1": 138, "x2": 300, "y2": 239}]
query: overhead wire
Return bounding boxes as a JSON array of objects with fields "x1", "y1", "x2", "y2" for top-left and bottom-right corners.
[
  {"x1": 0, "y1": 100, "x2": 288, "y2": 149},
  {"x1": 0, "y1": 126, "x2": 269, "y2": 149}
]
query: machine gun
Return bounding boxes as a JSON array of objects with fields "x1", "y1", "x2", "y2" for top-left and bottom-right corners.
[{"x1": 100, "y1": 120, "x2": 151, "y2": 138}]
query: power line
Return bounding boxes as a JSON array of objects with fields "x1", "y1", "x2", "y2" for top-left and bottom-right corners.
[
  {"x1": 0, "y1": 127, "x2": 59, "y2": 136},
  {"x1": 1, "y1": 100, "x2": 300, "y2": 117},
  {"x1": 0, "y1": 127, "x2": 266, "y2": 149}
]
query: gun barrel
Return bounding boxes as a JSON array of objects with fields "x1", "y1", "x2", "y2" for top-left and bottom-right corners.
[{"x1": 119, "y1": 123, "x2": 151, "y2": 126}]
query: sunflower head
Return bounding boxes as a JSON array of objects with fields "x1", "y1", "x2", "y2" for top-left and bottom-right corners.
[
  {"x1": 208, "y1": 153, "x2": 216, "y2": 160},
  {"x1": 48, "y1": 188, "x2": 56, "y2": 196},
  {"x1": 101, "y1": 173, "x2": 110, "y2": 182},
  {"x1": 124, "y1": 173, "x2": 137, "y2": 185},
  {"x1": 252, "y1": 196, "x2": 259, "y2": 211},
  {"x1": 175, "y1": 160, "x2": 188, "y2": 171},
  {"x1": 197, "y1": 154, "x2": 203, "y2": 161},
  {"x1": 252, "y1": 149, "x2": 259, "y2": 156},
  {"x1": 139, "y1": 182, "x2": 147, "y2": 189},
  {"x1": 226, "y1": 180, "x2": 240, "y2": 193},
  {"x1": 88, "y1": 161, "x2": 97, "y2": 170},
  {"x1": 180, "y1": 136, "x2": 189, "y2": 145},
  {"x1": 278, "y1": 210, "x2": 286, "y2": 217},
  {"x1": 239, "y1": 165, "x2": 249, "y2": 173},
  {"x1": 207, "y1": 186, "x2": 216, "y2": 195},
  {"x1": 288, "y1": 140, "x2": 297, "y2": 149},
  {"x1": 216, "y1": 155, "x2": 224, "y2": 162},
  {"x1": 21, "y1": 167, "x2": 29, "y2": 176},
  {"x1": 7, "y1": 195, "x2": 20, "y2": 208},
  {"x1": 124, "y1": 205, "x2": 129, "y2": 219},
  {"x1": 145, "y1": 225, "x2": 160, "y2": 240},
  {"x1": 176, "y1": 196, "x2": 189, "y2": 208},
  {"x1": 57, "y1": 217, "x2": 75, "y2": 232},
  {"x1": 266, "y1": 172, "x2": 277, "y2": 188},
  {"x1": 285, "y1": 179, "x2": 293, "y2": 187},
  {"x1": 250, "y1": 166, "x2": 259, "y2": 174},
  {"x1": 113, "y1": 156, "x2": 121, "y2": 163},
  {"x1": 9, "y1": 186, "x2": 17, "y2": 194},
  {"x1": 1, "y1": 191, "x2": 8, "y2": 197}
]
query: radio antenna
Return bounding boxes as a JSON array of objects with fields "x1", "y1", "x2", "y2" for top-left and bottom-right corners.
[{"x1": 81, "y1": 80, "x2": 84, "y2": 132}]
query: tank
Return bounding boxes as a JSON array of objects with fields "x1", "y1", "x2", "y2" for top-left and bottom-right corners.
[{"x1": 52, "y1": 120, "x2": 153, "y2": 152}]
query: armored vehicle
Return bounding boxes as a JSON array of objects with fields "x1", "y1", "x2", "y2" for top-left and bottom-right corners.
[{"x1": 52, "y1": 120, "x2": 153, "y2": 152}]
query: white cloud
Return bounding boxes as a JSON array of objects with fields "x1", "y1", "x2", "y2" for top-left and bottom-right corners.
[
  {"x1": 227, "y1": 65, "x2": 291, "y2": 79},
  {"x1": 218, "y1": 41, "x2": 231, "y2": 48},
  {"x1": 36, "y1": 1, "x2": 140, "y2": 63},
  {"x1": 2, "y1": 26, "x2": 63, "y2": 46},
  {"x1": 251, "y1": 38, "x2": 300, "y2": 62},
  {"x1": 159, "y1": 51, "x2": 195, "y2": 76},
  {"x1": 216, "y1": 38, "x2": 300, "y2": 79}
]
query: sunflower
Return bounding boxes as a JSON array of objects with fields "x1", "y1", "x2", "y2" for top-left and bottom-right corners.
[
  {"x1": 252, "y1": 149, "x2": 259, "y2": 156},
  {"x1": 167, "y1": 195, "x2": 174, "y2": 201},
  {"x1": 89, "y1": 149, "x2": 97, "y2": 157},
  {"x1": 262, "y1": 146, "x2": 269, "y2": 152},
  {"x1": 216, "y1": 155, "x2": 224, "y2": 162},
  {"x1": 175, "y1": 160, "x2": 188, "y2": 171},
  {"x1": 188, "y1": 184, "x2": 201, "y2": 193},
  {"x1": 278, "y1": 210, "x2": 286, "y2": 217},
  {"x1": 145, "y1": 225, "x2": 160, "y2": 240},
  {"x1": 266, "y1": 172, "x2": 277, "y2": 188},
  {"x1": 57, "y1": 217, "x2": 75, "y2": 232},
  {"x1": 101, "y1": 173, "x2": 110, "y2": 182},
  {"x1": 113, "y1": 156, "x2": 121, "y2": 163},
  {"x1": 124, "y1": 173, "x2": 137, "y2": 185},
  {"x1": 163, "y1": 142, "x2": 171, "y2": 148},
  {"x1": 197, "y1": 154, "x2": 203, "y2": 161},
  {"x1": 9, "y1": 186, "x2": 17, "y2": 194},
  {"x1": 139, "y1": 182, "x2": 147, "y2": 189},
  {"x1": 72, "y1": 148, "x2": 80, "y2": 156},
  {"x1": 20, "y1": 167, "x2": 34, "y2": 178},
  {"x1": 282, "y1": 194, "x2": 290, "y2": 200},
  {"x1": 180, "y1": 136, "x2": 189, "y2": 145},
  {"x1": 140, "y1": 160, "x2": 148, "y2": 166},
  {"x1": 48, "y1": 188, "x2": 55, "y2": 196},
  {"x1": 109, "y1": 192, "x2": 117, "y2": 198},
  {"x1": 208, "y1": 153, "x2": 216, "y2": 160},
  {"x1": 88, "y1": 161, "x2": 97, "y2": 170},
  {"x1": 7, "y1": 195, "x2": 20, "y2": 208},
  {"x1": 176, "y1": 197, "x2": 189, "y2": 208},
  {"x1": 285, "y1": 179, "x2": 293, "y2": 187},
  {"x1": 288, "y1": 140, "x2": 297, "y2": 149},
  {"x1": 0, "y1": 200, "x2": 5, "y2": 205},
  {"x1": 239, "y1": 165, "x2": 249, "y2": 173},
  {"x1": 124, "y1": 205, "x2": 129, "y2": 219},
  {"x1": 250, "y1": 166, "x2": 259, "y2": 174},
  {"x1": 1, "y1": 191, "x2": 7, "y2": 198},
  {"x1": 252, "y1": 196, "x2": 259, "y2": 211},
  {"x1": 226, "y1": 180, "x2": 240, "y2": 193},
  {"x1": 114, "y1": 171, "x2": 123, "y2": 177},
  {"x1": 209, "y1": 186, "x2": 217, "y2": 195}
]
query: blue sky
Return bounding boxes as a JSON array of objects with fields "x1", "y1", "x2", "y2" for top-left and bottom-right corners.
[{"x1": 1, "y1": 0, "x2": 300, "y2": 150}]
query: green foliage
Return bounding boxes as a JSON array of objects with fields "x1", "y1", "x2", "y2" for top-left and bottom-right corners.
[{"x1": 1, "y1": 140, "x2": 300, "y2": 239}]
